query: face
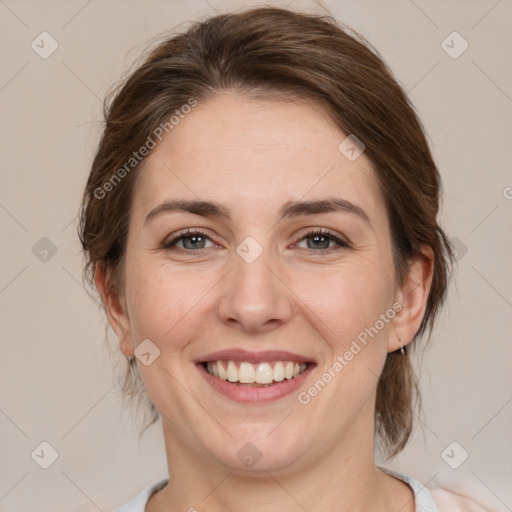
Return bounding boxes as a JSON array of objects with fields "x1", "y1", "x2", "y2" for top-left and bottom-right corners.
[{"x1": 102, "y1": 94, "x2": 426, "y2": 473}]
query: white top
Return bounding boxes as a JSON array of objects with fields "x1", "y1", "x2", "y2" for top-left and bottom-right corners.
[{"x1": 114, "y1": 467, "x2": 438, "y2": 511}]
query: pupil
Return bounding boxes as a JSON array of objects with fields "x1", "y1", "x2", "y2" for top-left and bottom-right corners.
[
  {"x1": 309, "y1": 235, "x2": 329, "y2": 249},
  {"x1": 185, "y1": 235, "x2": 204, "y2": 249}
]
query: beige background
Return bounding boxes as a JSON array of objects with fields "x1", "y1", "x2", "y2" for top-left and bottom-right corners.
[{"x1": 1, "y1": 0, "x2": 511, "y2": 510}]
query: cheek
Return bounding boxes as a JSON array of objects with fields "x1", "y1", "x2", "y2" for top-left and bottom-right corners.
[
  {"x1": 292, "y1": 261, "x2": 395, "y2": 348},
  {"x1": 124, "y1": 261, "x2": 209, "y2": 348}
]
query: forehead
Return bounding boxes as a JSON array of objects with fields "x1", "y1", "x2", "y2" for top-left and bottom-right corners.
[{"x1": 131, "y1": 94, "x2": 384, "y2": 221}]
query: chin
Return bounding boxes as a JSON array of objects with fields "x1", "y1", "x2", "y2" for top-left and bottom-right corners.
[{"x1": 208, "y1": 430, "x2": 306, "y2": 474}]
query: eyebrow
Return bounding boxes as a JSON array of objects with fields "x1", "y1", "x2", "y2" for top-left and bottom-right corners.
[{"x1": 144, "y1": 197, "x2": 370, "y2": 225}]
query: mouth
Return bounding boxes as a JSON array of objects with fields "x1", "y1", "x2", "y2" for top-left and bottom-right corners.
[
  {"x1": 202, "y1": 360, "x2": 309, "y2": 386},
  {"x1": 195, "y1": 349, "x2": 316, "y2": 403}
]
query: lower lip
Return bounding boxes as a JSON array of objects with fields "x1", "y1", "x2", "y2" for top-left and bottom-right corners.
[{"x1": 197, "y1": 363, "x2": 315, "y2": 404}]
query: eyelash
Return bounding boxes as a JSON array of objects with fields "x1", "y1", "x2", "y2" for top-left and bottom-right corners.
[{"x1": 161, "y1": 228, "x2": 351, "y2": 254}]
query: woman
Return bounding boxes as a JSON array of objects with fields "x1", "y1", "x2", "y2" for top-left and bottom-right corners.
[{"x1": 79, "y1": 7, "x2": 454, "y2": 511}]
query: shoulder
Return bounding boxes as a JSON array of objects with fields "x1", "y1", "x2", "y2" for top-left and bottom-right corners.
[
  {"x1": 114, "y1": 479, "x2": 169, "y2": 512},
  {"x1": 380, "y1": 467, "x2": 509, "y2": 512},
  {"x1": 378, "y1": 466, "x2": 437, "y2": 511},
  {"x1": 429, "y1": 486, "x2": 502, "y2": 512}
]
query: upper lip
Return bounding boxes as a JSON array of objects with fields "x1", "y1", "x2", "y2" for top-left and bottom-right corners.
[{"x1": 196, "y1": 349, "x2": 315, "y2": 364}]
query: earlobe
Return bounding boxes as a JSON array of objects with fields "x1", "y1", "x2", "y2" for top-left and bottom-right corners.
[
  {"x1": 94, "y1": 264, "x2": 134, "y2": 358},
  {"x1": 389, "y1": 245, "x2": 434, "y2": 353}
]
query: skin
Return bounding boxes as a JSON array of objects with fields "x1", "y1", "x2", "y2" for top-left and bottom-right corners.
[{"x1": 96, "y1": 94, "x2": 434, "y2": 512}]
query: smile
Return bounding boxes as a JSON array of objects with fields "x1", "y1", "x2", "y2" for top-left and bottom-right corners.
[
  {"x1": 195, "y1": 349, "x2": 316, "y2": 403},
  {"x1": 204, "y1": 360, "x2": 308, "y2": 386}
]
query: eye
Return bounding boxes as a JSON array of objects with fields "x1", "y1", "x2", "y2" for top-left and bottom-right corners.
[
  {"x1": 162, "y1": 229, "x2": 216, "y2": 251},
  {"x1": 295, "y1": 229, "x2": 351, "y2": 252},
  {"x1": 161, "y1": 228, "x2": 351, "y2": 254}
]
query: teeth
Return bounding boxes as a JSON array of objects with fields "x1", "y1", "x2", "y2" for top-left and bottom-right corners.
[
  {"x1": 255, "y1": 362, "x2": 272, "y2": 384},
  {"x1": 273, "y1": 361, "x2": 285, "y2": 382},
  {"x1": 216, "y1": 360, "x2": 226, "y2": 380},
  {"x1": 226, "y1": 360, "x2": 238, "y2": 382},
  {"x1": 239, "y1": 362, "x2": 255, "y2": 383},
  {"x1": 205, "y1": 360, "x2": 308, "y2": 384},
  {"x1": 285, "y1": 362, "x2": 294, "y2": 379}
]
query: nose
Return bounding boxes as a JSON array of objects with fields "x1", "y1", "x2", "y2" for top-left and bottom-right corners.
[{"x1": 216, "y1": 245, "x2": 294, "y2": 334}]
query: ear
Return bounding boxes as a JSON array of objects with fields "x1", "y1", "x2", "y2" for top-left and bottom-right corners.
[
  {"x1": 388, "y1": 245, "x2": 434, "y2": 353},
  {"x1": 94, "y1": 263, "x2": 134, "y2": 358}
]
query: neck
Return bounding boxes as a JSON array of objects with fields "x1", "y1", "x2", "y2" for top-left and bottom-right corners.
[{"x1": 147, "y1": 419, "x2": 414, "y2": 512}]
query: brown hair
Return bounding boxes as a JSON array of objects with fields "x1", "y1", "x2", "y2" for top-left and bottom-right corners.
[{"x1": 79, "y1": 6, "x2": 453, "y2": 458}]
